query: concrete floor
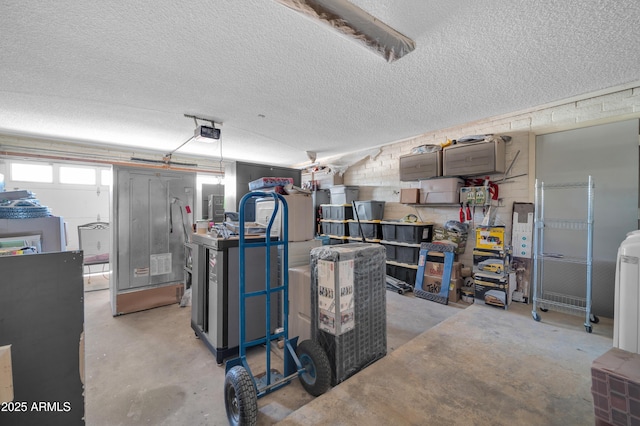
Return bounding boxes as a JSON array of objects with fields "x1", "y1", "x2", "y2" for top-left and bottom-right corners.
[{"x1": 83, "y1": 275, "x2": 612, "y2": 425}]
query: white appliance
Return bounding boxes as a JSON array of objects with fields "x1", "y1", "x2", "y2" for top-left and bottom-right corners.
[{"x1": 613, "y1": 230, "x2": 640, "y2": 354}]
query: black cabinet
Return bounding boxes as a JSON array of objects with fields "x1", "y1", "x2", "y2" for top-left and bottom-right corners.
[
  {"x1": 229, "y1": 161, "x2": 301, "y2": 221},
  {"x1": 0, "y1": 252, "x2": 84, "y2": 426}
]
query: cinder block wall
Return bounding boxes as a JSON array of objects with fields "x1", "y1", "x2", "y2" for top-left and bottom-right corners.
[{"x1": 343, "y1": 85, "x2": 640, "y2": 266}]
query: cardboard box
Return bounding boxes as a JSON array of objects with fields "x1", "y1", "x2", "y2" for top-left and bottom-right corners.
[
  {"x1": 512, "y1": 203, "x2": 534, "y2": 259},
  {"x1": 400, "y1": 188, "x2": 420, "y2": 204},
  {"x1": 288, "y1": 266, "x2": 312, "y2": 342},
  {"x1": 432, "y1": 228, "x2": 468, "y2": 254},
  {"x1": 316, "y1": 257, "x2": 355, "y2": 336},
  {"x1": 475, "y1": 226, "x2": 506, "y2": 250},
  {"x1": 423, "y1": 258, "x2": 462, "y2": 279},
  {"x1": 255, "y1": 194, "x2": 315, "y2": 242},
  {"x1": 0, "y1": 345, "x2": 13, "y2": 404},
  {"x1": 421, "y1": 275, "x2": 462, "y2": 303},
  {"x1": 474, "y1": 272, "x2": 510, "y2": 309},
  {"x1": 472, "y1": 248, "x2": 511, "y2": 275}
]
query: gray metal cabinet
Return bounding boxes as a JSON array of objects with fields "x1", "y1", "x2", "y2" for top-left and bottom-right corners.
[{"x1": 111, "y1": 166, "x2": 195, "y2": 315}]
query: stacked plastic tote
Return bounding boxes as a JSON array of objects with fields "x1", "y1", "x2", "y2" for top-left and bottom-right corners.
[{"x1": 310, "y1": 243, "x2": 386, "y2": 385}]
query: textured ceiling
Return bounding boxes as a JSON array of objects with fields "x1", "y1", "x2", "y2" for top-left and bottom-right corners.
[{"x1": 1, "y1": 1, "x2": 639, "y2": 167}]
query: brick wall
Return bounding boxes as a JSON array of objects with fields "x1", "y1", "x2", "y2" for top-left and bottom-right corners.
[{"x1": 342, "y1": 85, "x2": 640, "y2": 266}]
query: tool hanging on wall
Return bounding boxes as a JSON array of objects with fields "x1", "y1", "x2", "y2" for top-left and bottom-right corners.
[
  {"x1": 465, "y1": 203, "x2": 472, "y2": 221},
  {"x1": 459, "y1": 203, "x2": 465, "y2": 223}
]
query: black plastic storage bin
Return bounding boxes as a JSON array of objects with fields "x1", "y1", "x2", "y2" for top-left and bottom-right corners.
[
  {"x1": 353, "y1": 201, "x2": 385, "y2": 221},
  {"x1": 330, "y1": 221, "x2": 349, "y2": 237},
  {"x1": 395, "y1": 245, "x2": 420, "y2": 264},
  {"x1": 382, "y1": 243, "x2": 396, "y2": 261},
  {"x1": 347, "y1": 220, "x2": 382, "y2": 240},
  {"x1": 320, "y1": 204, "x2": 354, "y2": 221},
  {"x1": 321, "y1": 220, "x2": 331, "y2": 235},
  {"x1": 386, "y1": 263, "x2": 418, "y2": 286},
  {"x1": 321, "y1": 220, "x2": 349, "y2": 237},
  {"x1": 381, "y1": 221, "x2": 433, "y2": 244}
]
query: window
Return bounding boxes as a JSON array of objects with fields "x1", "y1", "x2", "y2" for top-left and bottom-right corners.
[
  {"x1": 10, "y1": 163, "x2": 53, "y2": 183},
  {"x1": 100, "y1": 169, "x2": 112, "y2": 186},
  {"x1": 59, "y1": 166, "x2": 96, "y2": 185}
]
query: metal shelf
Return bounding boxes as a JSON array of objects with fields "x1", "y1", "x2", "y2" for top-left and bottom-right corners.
[{"x1": 531, "y1": 176, "x2": 595, "y2": 333}]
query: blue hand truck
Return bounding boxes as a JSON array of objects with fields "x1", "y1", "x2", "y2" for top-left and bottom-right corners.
[{"x1": 223, "y1": 191, "x2": 331, "y2": 425}]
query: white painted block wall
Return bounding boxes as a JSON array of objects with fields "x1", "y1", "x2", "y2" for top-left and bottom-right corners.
[{"x1": 343, "y1": 86, "x2": 640, "y2": 266}]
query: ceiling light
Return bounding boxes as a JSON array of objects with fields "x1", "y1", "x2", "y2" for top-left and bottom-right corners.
[{"x1": 274, "y1": 0, "x2": 415, "y2": 62}]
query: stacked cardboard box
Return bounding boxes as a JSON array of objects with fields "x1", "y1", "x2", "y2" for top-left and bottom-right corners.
[
  {"x1": 511, "y1": 203, "x2": 534, "y2": 303},
  {"x1": 473, "y1": 226, "x2": 513, "y2": 309},
  {"x1": 422, "y1": 252, "x2": 463, "y2": 303}
]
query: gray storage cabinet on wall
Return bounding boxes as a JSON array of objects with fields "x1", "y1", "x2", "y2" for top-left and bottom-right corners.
[
  {"x1": 399, "y1": 151, "x2": 443, "y2": 181},
  {"x1": 0, "y1": 251, "x2": 84, "y2": 426},
  {"x1": 443, "y1": 139, "x2": 506, "y2": 176}
]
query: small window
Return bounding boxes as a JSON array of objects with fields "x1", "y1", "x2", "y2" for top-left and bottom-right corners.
[
  {"x1": 10, "y1": 163, "x2": 53, "y2": 183},
  {"x1": 100, "y1": 169, "x2": 112, "y2": 186},
  {"x1": 59, "y1": 166, "x2": 96, "y2": 185}
]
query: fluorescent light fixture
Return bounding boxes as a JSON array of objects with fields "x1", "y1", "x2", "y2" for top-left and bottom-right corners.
[{"x1": 274, "y1": 0, "x2": 415, "y2": 62}]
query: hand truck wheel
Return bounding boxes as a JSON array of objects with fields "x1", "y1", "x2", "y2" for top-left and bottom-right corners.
[
  {"x1": 296, "y1": 340, "x2": 332, "y2": 397},
  {"x1": 224, "y1": 366, "x2": 258, "y2": 426}
]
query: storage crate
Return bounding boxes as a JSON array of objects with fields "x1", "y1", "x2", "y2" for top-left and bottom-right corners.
[
  {"x1": 419, "y1": 177, "x2": 464, "y2": 204},
  {"x1": 329, "y1": 186, "x2": 359, "y2": 204},
  {"x1": 347, "y1": 220, "x2": 382, "y2": 240},
  {"x1": 380, "y1": 221, "x2": 433, "y2": 244},
  {"x1": 396, "y1": 245, "x2": 420, "y2": 264},
  {"x1": 321, "y1": 220, "x2": 349, "y2": 237},
  {"x1": 443, "y1": 139, "x2": 506, "y2": 176},
  {"x1": 386, "y1": 263, "x2": 417, "y2": 286},
  {"x1": 399, "y1": 151, "x2": 442, "y2": 181},
  {"x1": 331, "y1": 221, "x2": 349, "y2": 237},
  {"x1": 353, "y1": 201, "x2": 385, "y2": 220},
  {"x1": 320, "y1": 204, "x2": 353, "y2": 221},
  {"x1": 311, "y1": 244, "x2": 387, "y2": 385},
  {"x1": 382, "y1": 243, "x2": 396, "y2": 261}
]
